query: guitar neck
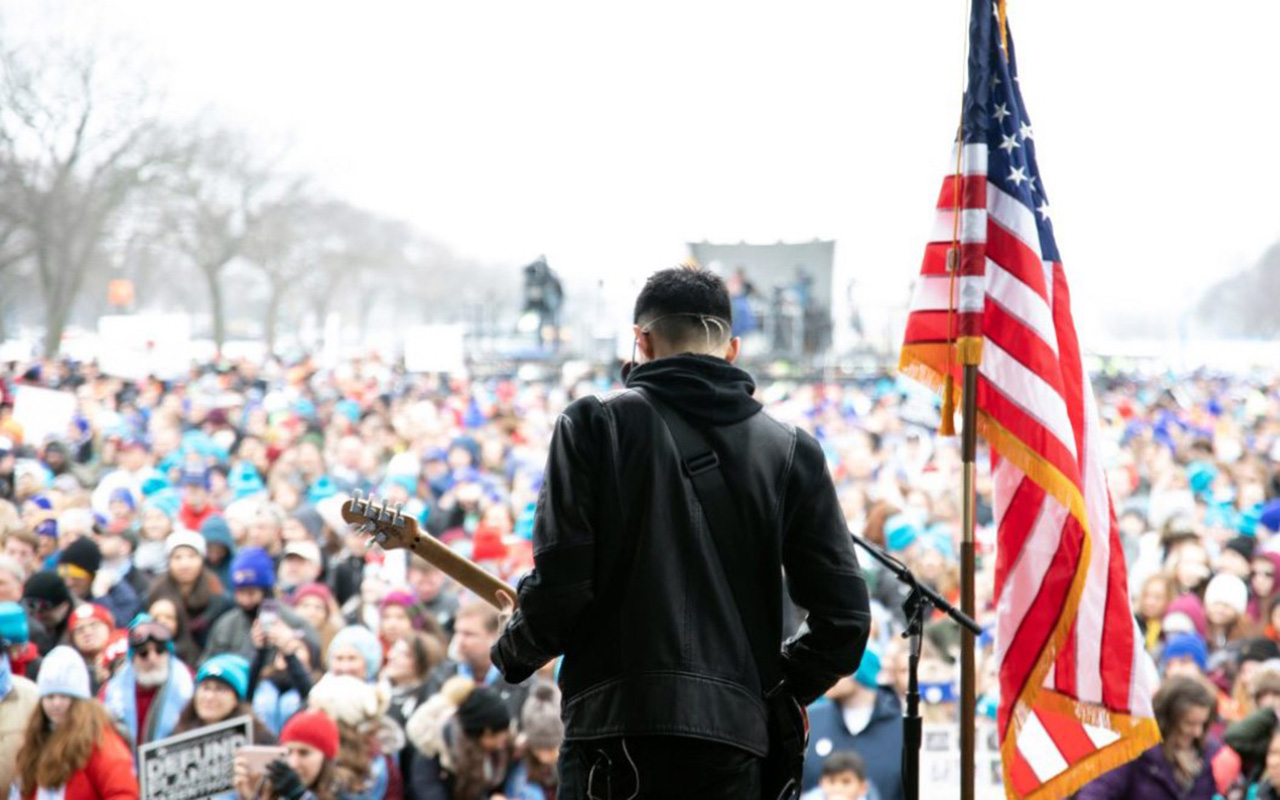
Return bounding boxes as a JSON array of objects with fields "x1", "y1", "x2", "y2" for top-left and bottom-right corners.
[{"x1": 395, "y1": 528, "x2": 514, "y2": 611}]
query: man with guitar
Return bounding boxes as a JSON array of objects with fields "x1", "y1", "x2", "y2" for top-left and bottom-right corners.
[{"x1": 490, "y1": 266, "x2": 872, "y2": 800}]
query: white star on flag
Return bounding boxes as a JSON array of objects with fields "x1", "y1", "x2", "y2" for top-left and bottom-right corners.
[
  {"x1": 1007, "y1": 165, "x2": 1028, "y2": 186},
  {"x1": 992, "y1": 103, "x2": 1011, "y2": 123},
  {"x1": 1037, "y1": 200, "x2": 1052, "y2": 221},
  {"x1": 999, "y1": 133, "x2": 1020, "y2": 154}
]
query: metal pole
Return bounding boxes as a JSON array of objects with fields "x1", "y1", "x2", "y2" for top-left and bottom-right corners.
[{"x1": 959, "y1": 362, "x2": 979, "y2": 800}]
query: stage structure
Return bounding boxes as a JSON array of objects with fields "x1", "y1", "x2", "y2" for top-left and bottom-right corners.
[{"x1": 687, "y1": 239, "x2": 835, "y2": 359}]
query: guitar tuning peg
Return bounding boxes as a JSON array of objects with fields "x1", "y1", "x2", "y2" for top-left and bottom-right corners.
[
  {"x1": 373, "y1": 531, "x2": 389, "y2": 546},
  {"x1": 378, "y1": 497, "x2": 391, "y2": 522},
  {"x1": 393, "y1": 503, "x2": 405, "y2": 527},
  {"x1": 363, "y1": 495, "x2": 379, "y2": 519},
  {"x1": 353, "y1": 490, "x2": 367, "y2": 513}
]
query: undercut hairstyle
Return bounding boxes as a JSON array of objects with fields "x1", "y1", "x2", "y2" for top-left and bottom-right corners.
[{"x1": 633, "y1": 266, "x2": 733, "y2": 350}]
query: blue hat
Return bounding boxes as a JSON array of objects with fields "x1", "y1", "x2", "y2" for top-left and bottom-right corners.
[
  {"x1": 327, "y1": 625, "x2": 382, "y2": 682},
  {"x1": 854, "y1": 646, "x2": 882, "y2": 689},
  {"x1": 307, "y1": 476, "x2": 337, "y2": 505},
  {"x1": 335, "y1": 399, "x2": 361, "y2": 424},
  {"x1": 198, "y1": 654, "x2": 251, "y2": 700},
  {"x1": 884, "y1": 513, "x2": 921, "y2": 552},
  {"x1": 1161, "y1": 632, "x2": 1208, "y2": 673},
  {"x1": 0, "y1": 601, "x2": 28, "y2": 646},
  {"x1": 180, "y1": 466, "x2": 210, "y2": 489},
  {"x1": 140, "y1": 475, "x2": 170, "y2": 498},
  {"x1": 108, "y1": 487, "x2": 136, "y2": 511},
  {"x1": 1187, "y1": 461, "x2": 1217, "y2": 498},
  {"x1": 230, "y1": 547, "x2": 275, "y2": 590},
  {"x1": 229, "y1": 462, "x2": 266, "y2": 500},
  {"x1": 1261, "y1": 500, "x2": 1280, "y2": 535},
  {"x1": 143, "y1": 489, "x2": 181, "y2": 521}
]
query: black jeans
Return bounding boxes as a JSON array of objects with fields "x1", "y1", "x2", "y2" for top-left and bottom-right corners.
[{"x1": 559, "y1": 735, "x2": 762, "y2": 800}]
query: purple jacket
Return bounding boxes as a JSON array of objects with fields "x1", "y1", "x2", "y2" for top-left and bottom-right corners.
[{"x1": 1074, "y1": 744, "x2": 1218, "y2": 800}]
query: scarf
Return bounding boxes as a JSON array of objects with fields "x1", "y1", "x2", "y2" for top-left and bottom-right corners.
[{"x1": 102, "y1": 658, "x2": 194, "y2": 749}]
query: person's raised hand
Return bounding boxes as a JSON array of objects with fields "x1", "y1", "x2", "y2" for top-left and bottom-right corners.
[
  {"x1": 266, "y1": 758, "x2": 306, "y2": 800},
  {"x1": 249, "y1": 618, "x2": 266, "y2": 650}
]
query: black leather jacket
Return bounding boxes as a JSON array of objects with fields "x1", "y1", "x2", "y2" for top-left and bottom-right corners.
[{"x1": 492, "y1": 355, "x2": 871, "y2": 756}]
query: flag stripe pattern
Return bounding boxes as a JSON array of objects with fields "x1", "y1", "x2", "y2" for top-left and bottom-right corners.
[{"x1": 898, "y1": 3, "x2": 1160, "y2": 798}]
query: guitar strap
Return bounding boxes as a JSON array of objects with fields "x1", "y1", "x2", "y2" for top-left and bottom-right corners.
[{"x1": 633, "y1": 388, "x2": 782, "y2": 693}]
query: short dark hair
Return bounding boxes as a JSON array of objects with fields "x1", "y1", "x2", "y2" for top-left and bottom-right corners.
[
  {"x1": 821, "y1": 750, "x2": 866, "y2": 780},
  {"x1": 633, "y1": 266, "x2": 732, "y2": 349}
]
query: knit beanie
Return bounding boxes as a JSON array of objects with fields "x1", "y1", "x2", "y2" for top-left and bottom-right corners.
[
  {"x1": 59, "y1": 537, "x2": 102, "y2": 575},
  {"x1": 291, "y1": 582, "x2": 334, "y2": 609},
  {"x1": 307, "y1": 674, "x2": 391, "y2": 728},
  {"x1": 457, "y1": 685, "x2": 512, "y2": 737},
  {"x1": 1205, "y1": 573, "x2": 1249, "y2": 616},
  {"x1": 197, "y1": 653, "x2": 251, "y2": 700},
  {"x1": 0, "y1": 601, "x2": 28, "y2": 645},
  {"x1": 166, "y1": 528, "x2": 208, "y2": 559},
  {"x1": 230, "y1": 547, "x2": 275, "y2": 590},
  {"x1": 854, "y1": 646, "x2": 883, "y2": 689},
  {"x1": 1225, "y1": 536, "x2": 1257, "y2": 562},
  {"x1": 69, "y1": 603, "x2": 114, "y2": 633},
  {"x1": 291, "y1": 506, "x2": 325, "y2": 540},
  {"x1": 280, "y1": 710, "x2": 340, "y2": 760},
  {"x1": 23, "y1": 571, "x2": 72, "y2": 607},
  {"x1": 884, "y1": 513, "x2": 921, "y2": 553},
  {"x1": 379, "y1": 590, "x2": 416, "y2": 612},
  {"x1": 1163, "y1": 594, "x2": 1209, "y2": 638},
  {"x1": 144, "y1": 489, "x2": 182, "y2": 521},
  {"x1": 520, "y1": 682, "x2": 564, "y2": 751},
  {"x1": 1161, "y1": 633, "x2": 1209, "y2": 673},
  {"x1": 38, "y1": 645, "x2": 91, "y2": 699},
  {"x1": 327, "y1": 625, "x2": 383, "y2": 681}
]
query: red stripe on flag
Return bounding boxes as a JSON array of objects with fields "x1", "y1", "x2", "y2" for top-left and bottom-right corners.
[
  {"x1": 983, "y1": 303, "x2": 1064, "y2": 403},
  {"x1": 921, "y1": 241, "x2": 986, "y2": 277},
  {"x1": 903, "y1": 309, "x2": 986, "y2": 346},
  {"x1": 994, "y1": 477, "x2": 1045, "y2": 603},
  {"x1": 998, "y1": 514, "x2": 1085, "y2": 736},
  {"x1": 1008, "y1": 747, "x2": 1043, "y2": 798},
  {"x1": 1037, "y1": 707, "x2": 1099, "y2": 766},
  {"x1": 976, "y1": 376, "x2": 1082, "y2": 489},
  {"x1": 1050, "y1": 262, "x2": 1087, "y2": 469},
  {"x1": 987, "y1": 223, "x2": 1049, "y2": 302},
  {"x1": 1101, "y1": 510, "x2": 1136, "y2": 711},
  {"x1": 1054, "y1": 616, "x2": 1079, "y2": 698},
  {"x1": 936, "y1": 174, "x2": 988, "y2": 211}
]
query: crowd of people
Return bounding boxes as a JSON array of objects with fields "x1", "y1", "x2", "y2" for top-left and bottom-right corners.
[{"x1": 0, "y1": 354, "x2": 1278, "y2": 800}]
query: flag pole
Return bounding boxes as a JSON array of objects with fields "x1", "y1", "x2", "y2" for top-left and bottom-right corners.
[{"x1": 959, "y1": 359, "x2": 979, "y2": 800}]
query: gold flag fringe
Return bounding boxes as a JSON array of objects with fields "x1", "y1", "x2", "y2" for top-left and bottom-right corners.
[{"x1": 899, "y1": 345, "x2": 1162, "y2": 800}]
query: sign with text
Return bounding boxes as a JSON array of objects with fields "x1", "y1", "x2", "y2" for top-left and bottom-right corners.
[{"x1": 139, "y1": 715, "x2": 253, "y2": 800}]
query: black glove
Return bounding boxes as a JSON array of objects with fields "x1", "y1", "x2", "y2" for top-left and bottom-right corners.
[{"x1": 266, "y1": 759, "x2": 306, "y2": 800}]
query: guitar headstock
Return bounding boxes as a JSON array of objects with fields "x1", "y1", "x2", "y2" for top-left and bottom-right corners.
[{"x1": 341, "y1": 490, "x2": 418, "y2": 551}]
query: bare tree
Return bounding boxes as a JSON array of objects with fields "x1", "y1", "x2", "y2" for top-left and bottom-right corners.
[
  {"x1": 0, "y1": 35, "x2": 173, "y2": 354},
  {"x1": 161, "y1": 128, "x2": 282, "y2": 353}
]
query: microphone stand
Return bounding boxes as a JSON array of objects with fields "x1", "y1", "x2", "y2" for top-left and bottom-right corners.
[{"x1": 851, "y1": 534, "x2": 982, "y2": 800}]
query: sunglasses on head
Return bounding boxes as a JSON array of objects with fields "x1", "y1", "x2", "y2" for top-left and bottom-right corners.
[{"x1": 128, "y1": 622, "x2": 172, "y2": 648}]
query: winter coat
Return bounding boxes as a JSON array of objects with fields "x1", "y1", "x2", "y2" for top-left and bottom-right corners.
[
  {"x1": 202, "y1": 604, "x2": 317, "y2": 664},
  {"x1": 0, "y1": 675, "x2": 38, "y2": 792},
  {"x1": 18, "y1": 724, "x2": 139, "y2": 800},
  {"x1": 1074, "y1": 742, "x2": 1219, "y2": 800},
  {"x1": 491, "y1": 355, "x2": 872, "y2": 757},
  {"x1": 101, "y1": 656, "x2": 195, "y2": 748},
  {"x1": 802, "y1": 688, "x2": 904, "y2": 800},
  {"x1": 93, "y1": 579, "x2": 142, "y2": 630},
  {"x1": 405, "y1": 691, "x2": 509, "y2": 800}
]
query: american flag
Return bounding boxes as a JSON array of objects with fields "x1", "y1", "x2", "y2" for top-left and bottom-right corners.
[{"x1": 899, "y1": 2, "x2": 1161, "y2": 798}]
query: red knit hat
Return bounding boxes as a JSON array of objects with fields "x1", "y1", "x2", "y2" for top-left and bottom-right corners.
[
  {"x1": 69, "y1": 603, "x2": 115, "y2": 633},
  {"x1": 279, "y1": 710, "x2": 339, "y2": 760},
  {"x1": 290, "y1": 582, "x2": 334, "y2": 609}
]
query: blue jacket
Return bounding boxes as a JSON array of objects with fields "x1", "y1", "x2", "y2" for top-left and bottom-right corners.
[
  {"x1": 101, "y1": 655, "x2": 194, "y2": 748},
  {"x1": 803, "y1": 687, "x2": 903, "y2": 800},
  {"x1": 95, "y1": 578, "x2": 141, "y2": 629}
]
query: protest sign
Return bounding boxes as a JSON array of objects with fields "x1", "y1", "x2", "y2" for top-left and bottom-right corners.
[{"x1": 139, "y1": 715, "x2": 252, "y2": 800}]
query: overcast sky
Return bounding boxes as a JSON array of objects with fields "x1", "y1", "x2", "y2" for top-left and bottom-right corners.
[{"x1": 7, "y1": 1, "x2": 1280, "y2": 340}]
